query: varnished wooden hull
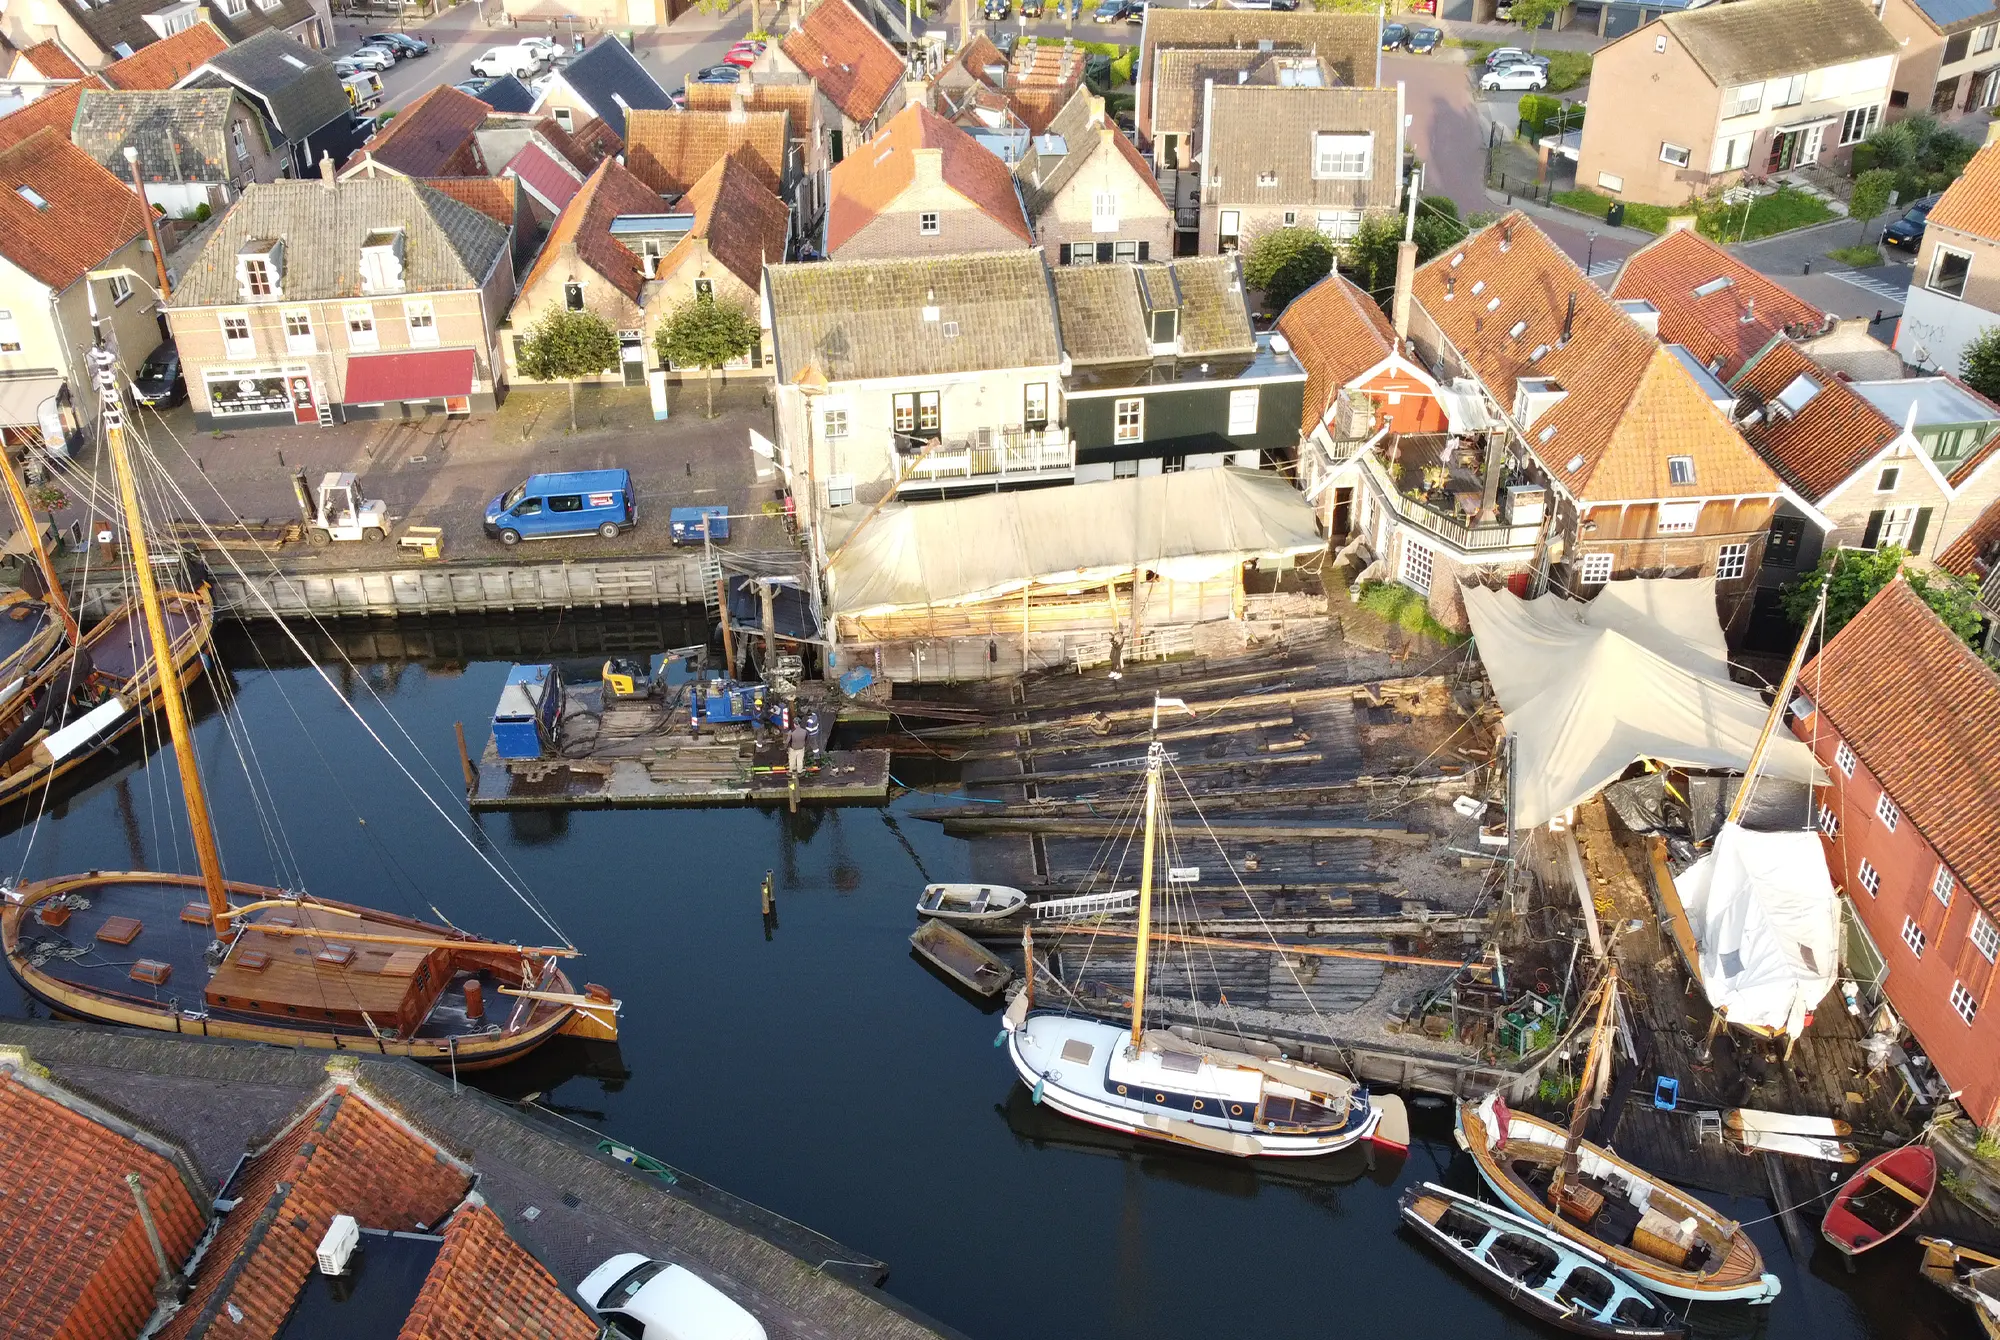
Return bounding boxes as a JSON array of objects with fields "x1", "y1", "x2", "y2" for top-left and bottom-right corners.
[{"x1": 2, "y1": 870, "x2": 616, "y2": 1071}]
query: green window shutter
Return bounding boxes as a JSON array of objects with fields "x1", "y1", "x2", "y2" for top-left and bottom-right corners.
[{"x1": 1861, "y1": 510, "x2": 1884, "y2": 549}]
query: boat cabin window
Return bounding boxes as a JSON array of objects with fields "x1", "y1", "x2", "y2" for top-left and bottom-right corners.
[
  {"x1": 1159, "y1": 1050, "x2": 1202, "y2": 1074},
  {"x1": 1060, "y1": 1039, "x2": 1095, "y2": 1065},
  {"x1": 502, "y1": 483, "x2": 527, "y2": 510},
  {"x1": 548, "y1": 494, "x2": 584, "y2": 513},
  {"x1": 1554, "y1": 1265, "x2": 1616, "y2": 1313},
  {"x1": 1485, "y1": 1234, "x2": 1559, "y2": 1289}
]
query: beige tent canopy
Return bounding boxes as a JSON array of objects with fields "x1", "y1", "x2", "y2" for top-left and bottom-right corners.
[
  {"x1": 825, "y1": 467, "x2": 1323, "y2": 617},
  {"x1": 1464, "y1": 577, "x2": 1823, "y2": 829}
]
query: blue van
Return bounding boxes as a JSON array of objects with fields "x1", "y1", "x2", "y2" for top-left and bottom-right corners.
[{"x1": 484, "y1": 469, "x2": 635, "y2": 545}]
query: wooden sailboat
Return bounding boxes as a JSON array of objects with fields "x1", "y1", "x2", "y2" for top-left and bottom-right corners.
[
  {"x1": 999, "y1": 696, "x2": 1404, "y2": 1159},
  {"x1": 1, "y1": 343, "x2": 618, "y2": 1071},
  {"x1": 1456, "y1": 967, "x2": 1780, "y2": 1303},
  {"x1": 1919, "y1": 1237, "x2": 2000, "y2": 1338},
  {"x1": 0, "y1": 454, "x2": 66, "y2": 687}
]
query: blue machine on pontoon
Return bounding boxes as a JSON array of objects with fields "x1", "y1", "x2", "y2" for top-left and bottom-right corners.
[{"x1": 491, "y1": 663, "x2": 564, "y2": 760}]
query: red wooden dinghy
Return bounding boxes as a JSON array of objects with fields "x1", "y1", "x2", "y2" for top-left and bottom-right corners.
[{"x1": 1822, "y1": 1145, "x2": 1936, "y2": 1256}]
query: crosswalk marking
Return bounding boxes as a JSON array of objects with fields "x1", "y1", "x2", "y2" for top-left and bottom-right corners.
[{"x1": 1826, "y1": 268, "x2": 1910, "y2": 303}]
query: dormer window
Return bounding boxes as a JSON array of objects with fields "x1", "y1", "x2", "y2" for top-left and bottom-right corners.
[
  {"x1": 1312, "y1": 132, "x2": 1370, "y2": 180},
  {"x1": 236, "y1": 239, "x2": 284, "y2": 302},
  {"x1": 1150, "y1": 308, "x2": 1178, "y2": 346},
  {"x1": 244, "y1": 259, "x2": 272, "y2": 296},
  {"x1": 15, "y1": 186, "x2": 46, "y2": 210},
  {"x1": 1667, "y1": 455, "x2": 1695, "y2": 485},
  {"x1": 359, "y1": 229, "x2": 406, "y2": 295}
]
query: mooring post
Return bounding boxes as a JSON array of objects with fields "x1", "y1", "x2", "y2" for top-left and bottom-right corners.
[
  {"x1": 453, "y1": 721, "x2": 476, "y2": 796},
  {"x1": 761, "y1": 870, "x2": 775, "y2": 916}
]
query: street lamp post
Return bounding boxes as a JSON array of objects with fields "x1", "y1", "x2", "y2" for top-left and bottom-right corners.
[{"x1": 1586, "y1": 229, "x2": 1597, "y2": 276}]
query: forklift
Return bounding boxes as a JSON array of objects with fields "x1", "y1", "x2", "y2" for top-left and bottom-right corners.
[{"x1": 295, "y1": 470, "x2": 390, "y2": 544}]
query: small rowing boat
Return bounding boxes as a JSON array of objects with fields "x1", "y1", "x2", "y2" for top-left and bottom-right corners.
[
  {"x1": 1823, "y1": 1145, "x2": 1935, "y2": 1256},
  {"x1": 1400, "y1": 1182, "x2": 1684, "y2": 1338},
  {"x1": 911, "y1": 919, "x2": 1013, "y2": 996},
  {"x1": 917, "y1": 882, "x2": 1027, "y2": 923},
  {"x1": 1918, "y1": 1237, "x2": 2000, "y2": 1339}
]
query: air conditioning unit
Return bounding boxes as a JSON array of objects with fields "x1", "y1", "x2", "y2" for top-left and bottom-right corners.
[{"x1": 317, "y1": 1214, "x2": 360, "y2": 1276}]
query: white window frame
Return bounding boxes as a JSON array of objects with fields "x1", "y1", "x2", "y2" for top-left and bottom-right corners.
[
  {"x1": 1839, "y1": 103, "x2": 1880, "y2": 146},
  {"x1": 1930, "y1": 245, "x2": 1973, "y2": 299},
  {"x1": 106, "y1": 274, "x2": 133, "y2": 306},
  {"x1": 1880, "y1": 505, "x2": 1919, "y2": 547},
  {"x1": 1023, "y1": 382, "x2": 1048, "y2": 426},
  {"x1": 1934, "y1": 864, "x2": 1954, "y2": 906},
  {"x1": 1978, "y1": 21, "x2": 1998, "y2": 52},
  {"x1": 552, "y1": 106, "x2": 574, "y2": 132},
  {"x1": 919, "y1": 211, "x2": 940, "y2": 236},
  {"x1": 1769, "y1": 73, "x2": 1805, "y2": 108},
  {"x1": 1835, "y1": 741, "x2": 1856, "y2": 776},
  {"x1": 1952, "y1": 979, "x2": 1977, "y2": 1024},
  {"x1": 1218, "y1": 210, "x2": 1241, "y2": 247},
  {"x1": 1667, "y1": 455, "x2": 1695, "y2": 485},
  {"x1": 1715, "y1": 542, "x2": 1748, "y2": 581},
  {"x1": 1723, "y1": 82, "x2": 1763, "y2": 117},
  {"x1": 1316, "y1": 210, "x2": 1362, "y2": 241},
  {"x1": 1400, "y1": 539, "x2": 1435, "y2": 594},
  {"x1": 344, "y1": 304, "x2": 377, "y2": 351},
  {"x1": 1659, "y1": 142, "x2": 1691, "y2": 167},
  {"x1": 241, "y1": 256, "x2": 273, "y2": 298},
  {"x1": 1817, "y1": 802, "x2": 1839, "y2": 837},
  {"x1": 282, "y1": 308, "x2": 314, "y2": 355},
  {"x1": 1092, "y1": 191, "x2": 1119, "y2": 233},
  {"x1": 1711, "y1": 133, "x2": 1751, "y2": 172},
  {"x1": 404, "y1": 300, "x2": 437, "y2": 347},
  {"x1": 1876, "y1": 465, "x2": 1900, "y2": 492},
  {"x1": 231, "y1": 119, "x2": 249, "y2": 161},
  {"x1": 1656, "y1": 500, "x2": 1701, "y2": 534},
  {"x1": 1579, "y1": 552, "x2": 1613, "y2": 585},
  {"x1": 0, "y1": 308, "x2": 19, "y2": 354},
  {"x1": 1114, "y1": 397, "x2": 1144, "y2": 444},
  {"x1": 1973, "y1": 914, "x2": 2000, "y2": 963},
  {"x1": 1312, "y1": 132, "x2": 1371, "y2": 180},
  {"x1": 220, "y1": 311, "x2": 253, "y2": 359},
  {"x1": 1226, "y1": 388, "x2": 1259, "y2": 436},
  {"x1": 1903, "y1": 916, "x2": 1926, "y2": 957},
  {"x1": 1876, "y1": 791, "x2": 1900, "y2": 831},
  {"x1": 1857, "y1": 857, "x2": 1880, "y2": 897},
  {"x1": 825, "y1": 472, "x2": 855, "y2": 507},
  {"x1": 823, "y1": 407, "x2": 848, "y2": 438}
]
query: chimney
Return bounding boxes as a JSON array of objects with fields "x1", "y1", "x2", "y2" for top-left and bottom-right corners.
[
  {"x1": 960, "y1": 0, "x2": 971, "y2": 51},
  {"x1": 902, "y1": 77, "x2": 930, "y2": 111},
  {"x1": 911, "y1": 146, "x2": 944, "y2": 189},
  {"x1": 1087, "y1": 93, "x2": 1106, "y2": 128},
  {"x1": 318, "y1": 150, "x2": 334, "y2": 187},
  {"x1": 1391, "y1": 165, "x2": 1420, "y2": 342},
  {"x1": 1560, "y1": 292, "x2": 1575, "y2": 345},
  {"x1": 1664, "y1": 214, "x2": 1698, "y2": 234},
  {"x1": 1740, "y1": 295, "x2": 1756, "y2": 325},
  {"x1": 1500, "y1": 220, "x2": 1513, "y2": 251},
  {"x1": 729, "y1": 83, "x2": 746, "y2": 119}
]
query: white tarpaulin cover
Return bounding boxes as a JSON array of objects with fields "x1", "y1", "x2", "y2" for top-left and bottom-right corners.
[
  {"x1": 827, "y1": 467, "x2": 1322, "y2": 616},
  {"x1": 1464, "y1": 577, "x2": 1822, "y2": 828},
  {"x1": 1674, "y1": 822, "x2": 1839, "y2": 1036}
]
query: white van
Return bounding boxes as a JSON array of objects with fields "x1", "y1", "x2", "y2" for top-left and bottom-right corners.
[
  {"x1": 341, "y1": 70, "x2": 383, "y2": 110},
  {"x1": 577, "y1": 1256, "x2": 767, "y2": 1340}
]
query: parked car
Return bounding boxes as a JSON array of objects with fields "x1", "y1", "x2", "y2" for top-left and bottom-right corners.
[
  {"x1": 1381, "y1": 22, "x2": 1407, "y2": 48},
  {"x1": 691, "y1": 64, "x2": 741, "y2": 83},
  {"x1": 485, "y1": 470, "x2": 637, "y2": 545},
  {"x1": 1883, "y1": 193, "x2": 1942, "y2": 252},
  {"x1": 471, "y1": 46, "x2": 539, "y2": 78},
  {"x1": 578, "y1": 1255, "x2": 766, "y2": 1340},
  {"x1": 723, "y1": 45, "x2": 760, "y2": 67},
  {"x1": 453, "y1": 78, "x2": 490, "y2": 96},
  {"x1": 1093, "y1": 0, "x2": 1129, "y2": 21},
  {"x1": 1020, "y1": 0, "x2": 1044, "y2": 15},
  {"x1": 1480, "y1": 62, "x2": 1548, "y2": 91},
  {"x1": 132, "y1": 342, "x2": 185, "y2": 409},
  {"x1": 1483, "y1": 46, "x2": 1548, "y2": 68},
  {"x1": 342, "y1": 45, "x2": 395, "y2": 71},
  {"x1": 363, "y1": 32, "x2": 428, "y2": 57},
  {"x1": 514, "y1": 34, "x2": 559, "y2": 61},
  {"x1": 983, "y1": 0, "x2": 1011, "y2": 16},
  {"x1": 1123, "y1": 1, "x2": 1146, "y2": 22},
  {"x1": 1407, "y1": 25, "x2": 1441, "y2": 53}
]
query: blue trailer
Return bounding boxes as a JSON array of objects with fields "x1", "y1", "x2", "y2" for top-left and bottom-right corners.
[
  {"x1": 670, "y1": 505, "x2": 729, "y2": 545},
  {"x1": 491, "y1": 663, "x2": 564, "y2": 760}
]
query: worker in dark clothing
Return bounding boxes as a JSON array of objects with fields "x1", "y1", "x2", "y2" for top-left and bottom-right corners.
[{"x1": 786, "y1": 720, "x2": 809, "y2": 775}]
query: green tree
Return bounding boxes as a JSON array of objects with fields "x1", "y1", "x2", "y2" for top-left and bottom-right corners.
[
  {"x1": 1341, "y1": 201, "x2": 1469, "y2": 314},
  {"x1": 1849, "y1": 168, "x2": 1896, "y2": 244},
  {"x1": 654, "y1": 294, "x2": 760, "y2": 419},
  {"x1": 1963, "y1": 326, "x2": 2000, "y2": 404},
  {"x1": 1781, "y1": 545, "x2": 1987, "y2": 647},
  {"x1": 1242, "y1": 227, "x2": 1335, "y2": 312},
  {"x1": 515, "y1": 307, "x2": 620, "y2": 432},
  {"x1": 1506, "y1": 0, "x2": 1564, "y2": 49}
]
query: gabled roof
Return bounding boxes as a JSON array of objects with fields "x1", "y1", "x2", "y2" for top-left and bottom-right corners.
[
  {"x1": 102, "y1": 20, "x2": 227, "y2": 90},
  {"x1": 1016, "y1": 88, "x2": 1165, "y2": 224},
  {"x1": 17, "y1": 40, "x2": 84, "y2": 80},
  {"x1": 1137, "y1": 9, "x2": 1379, "y2": 137},
  {"x1": 1904, "y1": 0, "x2": 2000, "y2": 34},
  {"x1": 0, "y1": 128, "x2": 149, "y2": 291},
  {"x1": 344, "y1": 84, "x2": 489, "y2": 177},
  {"x1": 1052, "y1": 255, "x2": 1254, "y2": 365},
  {"x1": 170, "y1": 176, "x2": 509, "y2": 306},
  {"x1": 537, "y1": 33, "x2": 674, "y2": 139},
  {"x1": 622, "y1": 105, "x2": 788, "y2": 198},
  {"x1": 1925, "y1": 137, "x2": 2000, "y2": 243},
  {"x1": 465, "y1": 72, "x2": 536, "y2": 113},
  {"x1": 1654, "y1": 0, "x2": 1900, "y2": 86},
  {"x1": 422, "y1": 175, "x2": 517, "y2": 229},
  {"x1": 72, "y1": 87, "x2": 247, "y2": 185},
  {"x1": 568, "y1": 114, "x2": 624, "y2": 166},
  {"x1": 1801, "y1": 576, "x2": 2000, "y2": 900},
  {"x1": 399, "y1": 1202, "x2": 598, "y2": 1340},
  {"x1": 1206, "y1": 83, "x2": 1399, "y2": 211},
  {"x1": 53, "y1": 0, "x2": 317, "y2": 60},
  {"x1": 684, "y1": 75, "x2": 816, "y2": 136},
  {"x1": 766, "y1": 249, "x2": 1062, "y2": 383},
  {"x1": 826, "y1": 102, "x2": 1029, "y2": 251},
  {"x1": 1609, "y1": 229, "x2": 1826, "y2": 380},
  {"x1": 186, "y1": 30, "x2": 350, "y2": 138},
  {"x1": 780, "y1": 0, "x2": 904, "y2": 125},
  {"x1": 502, "y1": 140, "x2": 585, "y2": 212},
  {"x1": 1277, "y1": 271, "x2": 1397, "y2": 434},
  {"x1": 0, "y1": 1065, "x2": 207, "y2": 1340},
  {"x1": 1728, "y1": 339, "x2": 1903, "y2": 499},
  {"x1": 934, "y1": 32, "x2": 1010, "y2": 92},
  {"x1": 1413, "y1": 212, "x2": 1782, "y2": 503},
  {"x1": 671, "y1": 147, "x2": 791, "y2": 291},
  {"x1": 0, "y1": 76, "x2": 104, "y2": 154},
  {"x1": 522, "y1": 157, "x2": 661, "y2": 302},
  {"x1": 1938, "y1": 494, "x2": 2000, "y2": 577}
]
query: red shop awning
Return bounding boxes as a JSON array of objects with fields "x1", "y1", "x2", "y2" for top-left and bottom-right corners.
[{"x1": 343, "y1": 348, "x2": 476, "y2": 404}]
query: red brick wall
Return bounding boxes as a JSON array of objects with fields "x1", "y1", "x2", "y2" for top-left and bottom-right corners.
[{"x1": 1794, "y1": 709, "x2": 2000, "y2": 1128}]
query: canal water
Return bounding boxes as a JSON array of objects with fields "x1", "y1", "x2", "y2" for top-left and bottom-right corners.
[{"x1": 0, "y1": 614, "x2": 1976, "y2": 1340}]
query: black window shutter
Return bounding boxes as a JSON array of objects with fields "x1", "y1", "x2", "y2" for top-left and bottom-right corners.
[
  {"x1": 1909, "y1": 506, "x2": 1933, "y2": 554},
  {"x1": 1097, "y1": 242, "x2": 1114, "y2": 263},
  {"x1": 1059, "y1": 243, "x2": 1072, "y2": 264},
  {"x1": 1138, "y1": 241, "x2": 1151, "y2": 261},
  {"x1": 1861, "y1": 510, "x2": 1884, "y2": 549},
  {"x1": 831, "y1": 129, "x2": 844, "y2": 164}
]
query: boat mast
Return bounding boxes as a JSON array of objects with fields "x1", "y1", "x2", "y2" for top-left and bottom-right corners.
[
  {"x1": 0, "y1": 448, "x2": 77, "y2": 642},
  {"x1": 1725, "y1": 581, "x2": 1826, "y2": 829},
  {"x1": 1550, "y1": 963, "x2": 1618, "y2": 1202},
  {"x1": 88, "y1": 342, "x2": 229, "y2": 925},
  {"x1": 1128, "y1": 696, "x2": 1190, "y2": 1048}
]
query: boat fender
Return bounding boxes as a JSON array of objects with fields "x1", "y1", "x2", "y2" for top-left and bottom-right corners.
[
  {"x1": 1031, "y1": 1078, "x2": 1045, "y2": 1105},
  {"x1": 994, "y1": 1030, "x2": 1007, "y2": 1047}
]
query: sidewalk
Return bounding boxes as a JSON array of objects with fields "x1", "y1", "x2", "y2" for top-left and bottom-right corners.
[{"x1": 1434, "y1": 17, "x2": 1606, "y2": 52}]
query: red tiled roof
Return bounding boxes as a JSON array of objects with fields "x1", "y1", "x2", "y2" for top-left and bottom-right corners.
[
  {"x1": 622, "y1": 106, "x2": 788, "y2": 199},
  {"x1": 398, "y1": 1202, "x2": 597, "y2": 1340},
  {"x1": 1277, "y1": 272, "x2": 1395, "y2": 435},
  {"x1": 781, "y1": 0, "x2": 904, "y2": 125},
  {"x1": 1729, "y1": 339, "x2": 1901, "y2": 498},
  {"x1": 0, "y1": 128, "x2": 149, "y2": 291},
  {"x1": 1608, "y1": 228, "x2": 1826, "y2": 380},
  {"x1": 684, "y1": 77, "x2": 815, "y2": 136},
  {"x1": 935, "y1": 32, "x2": 1009, "y2": 91},
  {"x1": 504, "y1": 141, "x2": 585, "y2": 212},
  {"x1": 1414, "y1": 212, "x2": 1781, "y2": 504},
  {"x1": 826, "y1": 102, "x2": 1028, "y2": 251},
  {"x1": 1937, "y1": 494, "x2": 2000, "y2": 577},
  {"x1": 1801, "y1": 576, "x2": 2000, "y2": 901},
  {"x1": 522, "y1": 156, "x2": 662, "y2": 302},
  {"x1": 527, "y1": 116, "x2": 601, "y2": 176},
  {"x1": 345, "y1": 84, "x2": 489, "y2": 178},
  {"x1": 160, "y1": 1085, "x2": 473, "y2": 1340},
  {"x1": 0, "y1": 76, "x2": 104, "y2": 155},
  {"x1": 0, "y1": 1071, "x2": 207, "y2": 1340},
  {"x1": 670, "y1": 146, "x2": 790, "y2": 292},
  {"x1": 1926, "y1": 136, "x2": 2000, "y2": 242},
  {"x1": 422, "y1": 175, "x2": 516, "y2": 229},
  {"x1": 567, "y1": 115, "x2": 623, "y2": 169},
  {"x1": 101, "y1": 21, "x2": 228, "y2": 90},
  {"x1": 17, "y1": 40, "x2": 84, "y2": 81}
]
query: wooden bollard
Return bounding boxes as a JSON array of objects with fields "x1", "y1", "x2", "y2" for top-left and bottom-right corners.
[{"x1": 760, "y1": 870, "x2": 775, "y2": 916}]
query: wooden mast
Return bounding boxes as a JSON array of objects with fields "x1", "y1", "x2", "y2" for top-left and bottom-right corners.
[
  {"x1": 1128, "y1": 738, "x2": 1163, "y2": 1047},
  {"x1": 1725, "y1": 582, "x2": 1825, "y2": 828},
  {"x1": 89, "y1": 344, "x2": 228, "y2": 925},
  {"x1": 1550, "y1": 963, "x2": 1619, "y2": 1203},
  {"x1": 0, "y1": 442, "x2": 78, "y2": 642}
]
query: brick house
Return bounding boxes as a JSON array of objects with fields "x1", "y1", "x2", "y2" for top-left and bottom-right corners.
[
  {"x1": 1016, "y1": 89, "x2": 1171, "y2": 267},
  {"x1": 0, "y1": 0, "x2": 330, "y2": 68},
  {"x1": 166, "y1": 169, "x2": 515, "y2": 428},
  {"x1": 823, "y1": 103, "x2": 1029, "y2": 259},
  {"x1": 1792, "y1": 576, "x2": 2000, "y2": 1128},
  {"x1": 685, "y1": 74, "x2": 820, "y2": 242},
  {"x1": 1898, "y1": 131, "x2": 2000, "y2": 381},
  {"x1": 1575, "y1": 0, "x2": 1900, "y2": 208},
  {"x1": 527, "y1": 34, "x2": 675, "y2": 141},
  {"x1": 338, "y1": 83, "x2": 492, "y2": 179},
  {"x1": 1879, "y1": 0, "x2": 2000, "y2": 117},
  {"x1": 771, "y1": 0, "x2": 907, "y2": 164}
]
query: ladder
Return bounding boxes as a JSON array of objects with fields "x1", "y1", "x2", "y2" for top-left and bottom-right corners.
[
  {"x1": 698, "y1": 532, "x2": 722, "y2": 619},
  {"x1": 315, "y1": 397, "x2": 333, "y2": 427},
  {"x1": 1031, "y1": 889, "x2": 1140, "y2": 921}
]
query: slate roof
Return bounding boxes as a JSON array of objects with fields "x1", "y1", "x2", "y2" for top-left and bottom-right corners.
[
  {"x1": 17, "y1": 40, "x2": 84, "y2": 80},
  {"x1": 1206, "y1": 83, "x2": 1399, "y2": 211},
  {"x1": 672, "y1": 147, "x2": 791, "y2": 291},
  {"x1": 1608, "y1": 228, "x2": 1827, "y2": 381},
  {"x1": 170, "y1": 176, "x2": 509, "y2": 307},
  {"x1": 188, "y1": 30, "x2": 350, "y2": 139},
  {"x1": 72, "y1": 88, "x2": 246, "y2": 185},
  {"x1": 1138, "y1": 9, "x2": 1380, "y2": 137},
  {"x1": 1729, "y1": 339, "x2": 1902, "y2": 499},
  {"x1": 0, "y1": 128, "x2": 149, "y2": 291},
  {"x1": 102, "y1": 20, "x2": 227, "y2": 90},
  {"x1": 422, "y1": 175, "x2": 516, "y2": 229},
  {"x1": 522, "y1": 156, "x2": 661, "y2": 302},
  {"x1": 1276, "y1": 271, "x2": 1396, "y2": 434},
  {"x1": 1052, "y1": 255, "x2": 1253, "y2": 365},
  {"x1": 399, "y1": 1202, "x2": 597, "y2": 1340},
  {"x1": 466, "y1": 73, "x2": 536, "y2": 114},
  {"x1": 623, "y1": 105, "x2": 788, "y2": 198},
  {"x1": 57, "y1": 0, "x2": 318, "y2": 63},
  {"x1": 539, "y1": 34, "x2": 675, "y2": 139},
  {"x1": 827, "y1": 102, "x2": 1029, "y2": 251},
  {"x1": 0, "y1": 77, "x2": 104, "y2": 154},
  {"x1": 1925, "y1": 136, "x2": 2000, "y2": 243},
  {"x1": 1017, "y1": 88, "x2": 1165, "y2": 223},
  {"x1": 780, "y1": 0, "x2": 905, "y2": 125},
  {"x1": 766, "y1": 249, "x2": 1061, "y2": 382},
  {"x1": 1413, "y1": 212, "x2": 1782, "y2": 503},
  {"x1": 1656, "y1": 0, "x2": 1901, "y2": 85},
  {"x1": 345, "y1": 84, "x2": 490, "y2": 177},
  {"x1": 0, "y1": 1064, "x2": 207, "y2": 1340},
  {"x1": 1802, "y1": 576, "x2": 2000, "y2": 900}
]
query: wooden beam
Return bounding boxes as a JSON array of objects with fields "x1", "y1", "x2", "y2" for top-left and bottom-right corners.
[
  {"x1": 938, "y1": 817, "x2": 1428, "y2": 843},
  {"x1": 1047, "y1": 924, "x2": 1475, "y2": 969}
]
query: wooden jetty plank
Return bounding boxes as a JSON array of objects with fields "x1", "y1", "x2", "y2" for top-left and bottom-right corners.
[
  {"x1": 958, "y1": 752, "x2": 1325, "y2": 788},
  {"x1": 915, "y1": 675, "x2": 1451, "y2": 739},
  {"x1": 938, "y1": 817, "x2": 1426, "y2": 843},
  {"x1": 918, "y1": 776, "x2": 1463, "y2": 819}
]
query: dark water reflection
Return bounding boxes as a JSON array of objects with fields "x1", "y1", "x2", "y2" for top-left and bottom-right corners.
[{"x1": 0, "y1": 615, "x2": 1980, "y2": 1340}]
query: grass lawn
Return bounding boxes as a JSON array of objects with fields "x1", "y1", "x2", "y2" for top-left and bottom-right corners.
[
  {"x1": 1550, "y1": 187, "x2": 1680, "y2": 233},
  {"x1": 1033, "y1": 35, "x2": 1126, "y2": 57},
  {"x1": 1827, "y1": 244, "x2": 1885, "y2": 267},
  {"x1": 1354, "y1": 582, "x2": 1465, "y2": 646},
  {"x1": 1703, "y1": 187, "x2": 1836, "y2": 241}
]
